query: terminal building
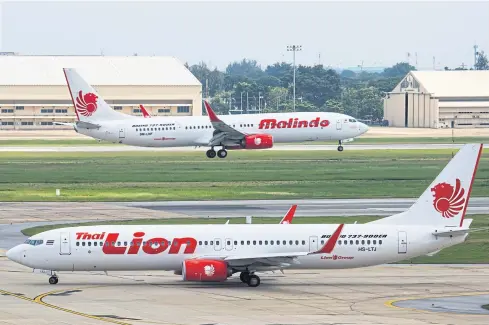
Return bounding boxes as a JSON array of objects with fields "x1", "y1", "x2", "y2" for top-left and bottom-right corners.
[
  {"x1": 0, "y1": 55, "x2": 202, "y2": 130},
  {"x1": 383, "y1": 70, "x2": 489, "y2": 128}
]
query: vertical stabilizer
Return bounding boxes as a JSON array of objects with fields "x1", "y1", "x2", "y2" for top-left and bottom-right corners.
[
  {"x1": 63, "y1": 68, "x2": 130, "y2": 122},
  {"x1": 369, "y1": 144, "x2": 483, "y2": 227}
]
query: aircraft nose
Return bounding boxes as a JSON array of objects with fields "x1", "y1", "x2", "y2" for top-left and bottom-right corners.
[
  {"x1": 359, "y1": 122, "x2": 369, "y2": 134},
  {"x1": 6, "y1": 246, "x2": 21, "y2": 264}
]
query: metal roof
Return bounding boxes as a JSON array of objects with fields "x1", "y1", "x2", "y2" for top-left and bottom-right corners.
[
  {"x1": 0, "y1": 55, "x2": 201, "y2": 86},
  {"x1": 409, "y1": 70, "x2": 489, "y2": 98}
]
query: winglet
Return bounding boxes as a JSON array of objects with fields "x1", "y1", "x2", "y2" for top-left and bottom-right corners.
[
  {"x1": 140, "y1": 105, "x2": 151, "y2": 118},
  {"x1": 203, "y1": 100, "x2": 221, "y2": 122},
  {"x1": 309, "y1": 224, "x2": 344, "y2": 255},
  {"x1": 280, "y1": 205, "x2": 297, "y2": 224}
]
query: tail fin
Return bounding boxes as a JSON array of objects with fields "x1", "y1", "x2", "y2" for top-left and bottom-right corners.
[
  {"x1": 370, "y1": 143, "x2": 483, "y2": 227},
  {"x1": 63, "y1": 68, "x2": 130, "y2": 122},
  {"x1": 280, "y1": 205, "x2": 297, "y2": 224},
  {"x1": 140, "y1": 104, "x2": 152, "y2": 118}
]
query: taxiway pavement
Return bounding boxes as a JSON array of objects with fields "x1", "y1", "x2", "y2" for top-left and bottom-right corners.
[
  {"x1": 0, "y1": 260, "x2": 488, "y2": 325},
  {"x1": 0, "y1": 143, "x2": 481, "y2": 152}
]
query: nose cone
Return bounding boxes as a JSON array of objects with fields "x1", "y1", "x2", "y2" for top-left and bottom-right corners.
[
  {"x1": 6, "y1": 246, "x2": 21, "y2": 264},
  {"x1": 359, "y1": 122, "x2": 369, "y2": 135}
]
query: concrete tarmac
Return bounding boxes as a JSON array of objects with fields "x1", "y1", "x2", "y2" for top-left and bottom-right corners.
[
  {"x1": 1, "y1": 259, "x2": 489, "y2": 325},
  {"x1": 0, "y1": 143, "x2": 481, "y2": 152}
]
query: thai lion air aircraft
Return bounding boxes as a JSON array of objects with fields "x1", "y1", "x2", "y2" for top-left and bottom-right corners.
[
  {"x1": 62, "y1": 68, "x2": 369, "y2": 158},
  {"x1": 6, "y1": 144, "x2": 484, "y2": 287}
]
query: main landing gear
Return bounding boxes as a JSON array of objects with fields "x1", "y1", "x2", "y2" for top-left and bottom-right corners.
[
  {"x1": 239, "y1": 271, "x2": 261, "y2": 287},
  {"x1": 337, "y1": 140, "x2": 344, "y2": 152},
  {"x1": 206, "y1": 147, "x2": 228, "y2": 159},
  {"x1": 48, "y1": 275, "x2": 59, "y2": 284}
]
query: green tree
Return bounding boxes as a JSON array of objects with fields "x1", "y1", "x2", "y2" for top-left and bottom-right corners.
[
  {"x1": 382, "y1": 62, "x2": 416, "y2": 78},
  {"x1": 475, "y1": 51, "x2": 489, "y2": 70}
]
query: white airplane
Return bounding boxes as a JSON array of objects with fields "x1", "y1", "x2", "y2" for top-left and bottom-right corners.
[
  {"x1": 62, "y1": 68, "x2": 369, "y2": 158},
  {"x1": 6, "y1": 144, "x2": 484, "y2": 287}
]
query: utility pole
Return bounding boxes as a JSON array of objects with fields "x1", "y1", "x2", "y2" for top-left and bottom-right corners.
[
  {"x1": 287, "y1": 45, "x2": 302, "y2": 112},
  {"x1": 474, "y1": 44, "x2": 479, "y2": 69}
]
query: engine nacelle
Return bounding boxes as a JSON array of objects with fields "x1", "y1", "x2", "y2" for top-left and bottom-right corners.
[
  {"x1": 182, "y1": 259, "x2": 231, "y2": 282},
  {"x1": 241, "y1": 134, "x2": 274, "y2": 149}
]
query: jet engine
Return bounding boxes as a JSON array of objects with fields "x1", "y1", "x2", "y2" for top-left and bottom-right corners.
[
  {"x1": 182, "y1": 259, "x2": 231, "y2": 282},
  {"x1": 240, "y1": 134, "x2": 274, "y2": 149}
]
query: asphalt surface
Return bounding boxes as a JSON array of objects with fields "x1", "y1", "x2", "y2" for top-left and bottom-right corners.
[
  {"x1": 118, "y1": 197, "x2": 489, "y2": 217},
  {"x1": 0, "y1": 143, "x2": 482, "y2": 152},
  {"x1": 394, "y1": 294, "x2": 489, "y2": 315}
]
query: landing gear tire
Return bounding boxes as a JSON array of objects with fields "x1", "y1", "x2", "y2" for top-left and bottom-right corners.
[
  {"x1": 240, "y1": 272, "x2": 250, "y2": 283},
  {"x1": 247, "y1": 274, "x2": 260, "y2": 287},
  {"x1": 206, "y1": 149, "x2": 216, "y2": 158},
  {"x1": 217, "y1": 149, "x2": 228, "y2": 159},
  {"x1": 337, "y1": 140, "x2": 344, "y2": 152},
  {"x1": 48, "y1": 276, "x2": 58, "y2": 285}
]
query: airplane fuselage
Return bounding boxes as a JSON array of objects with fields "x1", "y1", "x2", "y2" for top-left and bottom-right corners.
[
  {"x1": 77, "y1": 112, "x2": 368, "y2": 147},
  {"x1": 9, "y1": 224, "x2": 464, "y2": 273}
]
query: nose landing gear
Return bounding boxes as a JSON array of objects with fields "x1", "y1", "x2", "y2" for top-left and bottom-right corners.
[
  {"x1": 48, "y1": 275, "x2": 58, "y2": 284},
  {"x1": 337, "y1": 140, "x2": 344, "y2": 152}
]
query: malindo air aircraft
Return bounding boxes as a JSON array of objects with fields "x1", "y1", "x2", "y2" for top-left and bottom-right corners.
[
  {"x1": 6, "y1": 144, "x2": 484, "y2": 287},
  {"x1": 60, "y1": 68, "x2": 369, "y2": 158}
]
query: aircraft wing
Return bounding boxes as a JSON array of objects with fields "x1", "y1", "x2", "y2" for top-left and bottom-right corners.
[{"x1": 203, "y1": 101, "x2": 247, "y2": 146}]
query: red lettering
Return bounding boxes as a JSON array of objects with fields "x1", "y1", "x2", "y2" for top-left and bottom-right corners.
[
  {"x1": 76, "y1": 232, "x2": 86, "y2": 240},
  {"x1": 127, "y1": 232, "x2": 145, "y2": 254},
  {"x1": 258, "y1": 117, "x2": 330, "y2": 130},
  {"x1": 168, "y1": 237, "x2": 197, "y2": 254},
  {"x1": 277, "y1": 121, "x2": 287, "y2": 128},
  {"x1": 309, "y1": 117, "x2": 320, "y2": 127},
  {"x1": 259, "y1": 119, "x2": 276, "y2": 129},
  {"x1": 320, "y1": 120, "x2": 330, "y2": 127},
  {"x1": 298, "y1": 120, "x2": 308, "y2": 128},
  {"x1": 143, "y1": 237, "x2": 169, "y2": 254},
  {"x1": 102, "y1": 233, "x2": 127, "y2": 254}
]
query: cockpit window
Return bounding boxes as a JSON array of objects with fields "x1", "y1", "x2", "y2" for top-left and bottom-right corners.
[
  {"x1": 24, "y1": 239, "x2": 44, "y2": 246},
  {"x1": 349, "y1": 119, "x2": 357, "y2": 122}
]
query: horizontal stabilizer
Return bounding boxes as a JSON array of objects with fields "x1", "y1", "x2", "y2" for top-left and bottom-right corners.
[{"x1": 76, "y1": 121, "x2": 101, "y2": 129}]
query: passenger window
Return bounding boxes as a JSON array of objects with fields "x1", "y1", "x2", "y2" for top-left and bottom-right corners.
[
  {"x1": 117, "y1": 242, "x2": 121, "y2": 246},
  {"x1": 295, "y1": 240, "x2": 299, "y2": 245},
  {"x1": 271, "y1": 240, "x2": 274, "y2": 245},
  {"x1": 302, "y1": 240, "x2": 305, "y2": 245},
  {"x1": 82, "y1": 242, "x2": 85, "y2": 246},
  {"x1": 247, "y1": 240, "x2": 250, "y2": 245},
  {"x1": 321, "y1": 240, "x2": 325, "y2": 245},
  {"x1": 76, "y1": 242, "x2": 79, "y2": 246},
  {"x1": 338, "y1": 241, "x2": 341, "y2": 245},
  {"x1": 373, "y1": 240, "x2": 376, "y2": 245},
  {"x1": 350, "y1": 240, "x2": 353, "y2": 245},
  {"x1": 362, "y1": 240, "x2": 365, "y2": 245},
  {"x1": 253, "y1": 240, "x2": 256, "y2": 245},
  {"x1": 234, "y1": 241, "x2": 237, "y2": 245},
  {"x1": 210, "y1": 241, "x2": 213, "y2": 245},
  {"x1": 289, "y1": 240, "x2": 293, "y2": 245},
  {"x1": 204, "y1": 241, "x2": 208, "y2": 245},
  {"x1": 241, "y1": 241, "x2": 244, "y2": 245},
  {"x1": 259, "y1": 241, "x2": 262, "y2": 245},
  {"x1": 227, "y1": 240, "x2": 231, "y2": 245},
  {"x1": 379, "y1": 240, "x2": 383, "y2": 245},
  {"x1": 88, "y1": 242, "x2": 91, "y2": 246},
  {"x1": 264, "y1": 240, "x2": 268, "y2": 245},
  {"x1": 367, "y1": 240, "x2": 370, "y2": 245},
  {"x1": 283, "y1": 240, "x2": 286, "y2": 245},
  {"x1": 199, "y1": 241, "x2": 202, "y2": 245},
  {"x1": 356, "y1": 240, "x2": 359, "y2": 245}
]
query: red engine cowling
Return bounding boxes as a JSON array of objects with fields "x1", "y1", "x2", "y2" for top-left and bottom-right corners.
[
  {"x1": 182, "y1": 259, "x2": 230, "y2": 282},
  {"x1": 242, "y1": 134, "x2": 273, "y2": 149}
]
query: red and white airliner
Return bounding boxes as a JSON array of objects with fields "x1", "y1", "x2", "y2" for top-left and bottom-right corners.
[
  {"x1": 61, "y1": 68, "x2": 369, "y2": 158},
  {"x1": 6, "y1": 144, "x2": 483, "y2": 287}
]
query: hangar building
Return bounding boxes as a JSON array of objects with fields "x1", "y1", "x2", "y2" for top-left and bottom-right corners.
[
  {"x1": 0, "y1": 55, "x2": 202, "y2": 130},
  {"x1": 383, "y1": 70, "x2": 489, "y2": 128}
]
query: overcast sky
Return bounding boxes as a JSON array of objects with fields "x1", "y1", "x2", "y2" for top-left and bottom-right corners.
[{"x1": 1, "y1": 0, "x2": 488, "y2": 71}]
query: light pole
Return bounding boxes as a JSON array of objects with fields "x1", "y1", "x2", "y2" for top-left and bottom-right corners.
[{"x1": 287, "y1": 45, "x2": 302, "y2": 111}]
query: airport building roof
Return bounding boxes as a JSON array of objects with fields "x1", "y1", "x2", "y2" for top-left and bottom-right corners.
[
  {"x1": 0, "y1": 55, "x2": 201, "y2": 86},
  {"x1": 402, "y1": 70, "x2": 489, "y2": 98}
]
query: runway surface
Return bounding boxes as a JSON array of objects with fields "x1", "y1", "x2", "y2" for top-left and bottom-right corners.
[
  {"x1": 120, "y1": 197, "x2": 489, "y2": 217},
  {"x1": 1, "y1": 260, "x2": 488, "y2": 325},
  {"x1": 0, "y1": 143, "x2": 479, "y2": 152}
]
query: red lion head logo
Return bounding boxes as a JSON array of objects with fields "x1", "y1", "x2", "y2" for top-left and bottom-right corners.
[
  {"x1": 75, "y1": 91, "x2": 98, "y2": 117},
  {"x1": 431, "y1": 178, "x2": 466, "y2": 218}
]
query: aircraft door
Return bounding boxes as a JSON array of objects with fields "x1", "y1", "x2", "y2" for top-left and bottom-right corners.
[
  {"x1": 225, "y1": 238, "x2": 233, "y2": 251},
  {"x1": 119, "y1": 128, "x2": 125, "y2": 139},
  {"x1": 398, "y1": 231, "x2": 407, "y2": 254},
  {"x1": 214, "y1": 238, "x2": 222, "y2": 251},
  {"x1": 336, "y1": 119, "x2": 342, "y2": 130},
  {"x1": 60, "y1": 232, "x2": 71, "y2": 255},
  {"x1": 309, "y1": 236, "x2": 318, "y2": 252}
]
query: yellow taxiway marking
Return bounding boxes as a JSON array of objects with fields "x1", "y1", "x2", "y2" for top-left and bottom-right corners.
[
  {"x1": 385, "y1": 291, "x2": 489, "y2": 316},
  {"x1": 0, "y1": 287, "x2": 132, "y2": 325}
]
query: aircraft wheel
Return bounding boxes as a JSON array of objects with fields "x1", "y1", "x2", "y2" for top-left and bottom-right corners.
[
  {"x1": 247, "y1": 274, "x2": 260, "y2": 287},
  {"x1": 206, "y1": 149, "x2": 216, "y2": 158},
  {"x1": 217, "y1": 149, "x2": 228, "y2": 159},
  {"x1": 337, "y1": 146, "x2": 344, "y2": 152},
  {"x1": 49, "y1": 276, "x2": 58, "y2": 285},
  {"x1": 240, "y1": 271, "x2": 250, "y2": 283}
]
